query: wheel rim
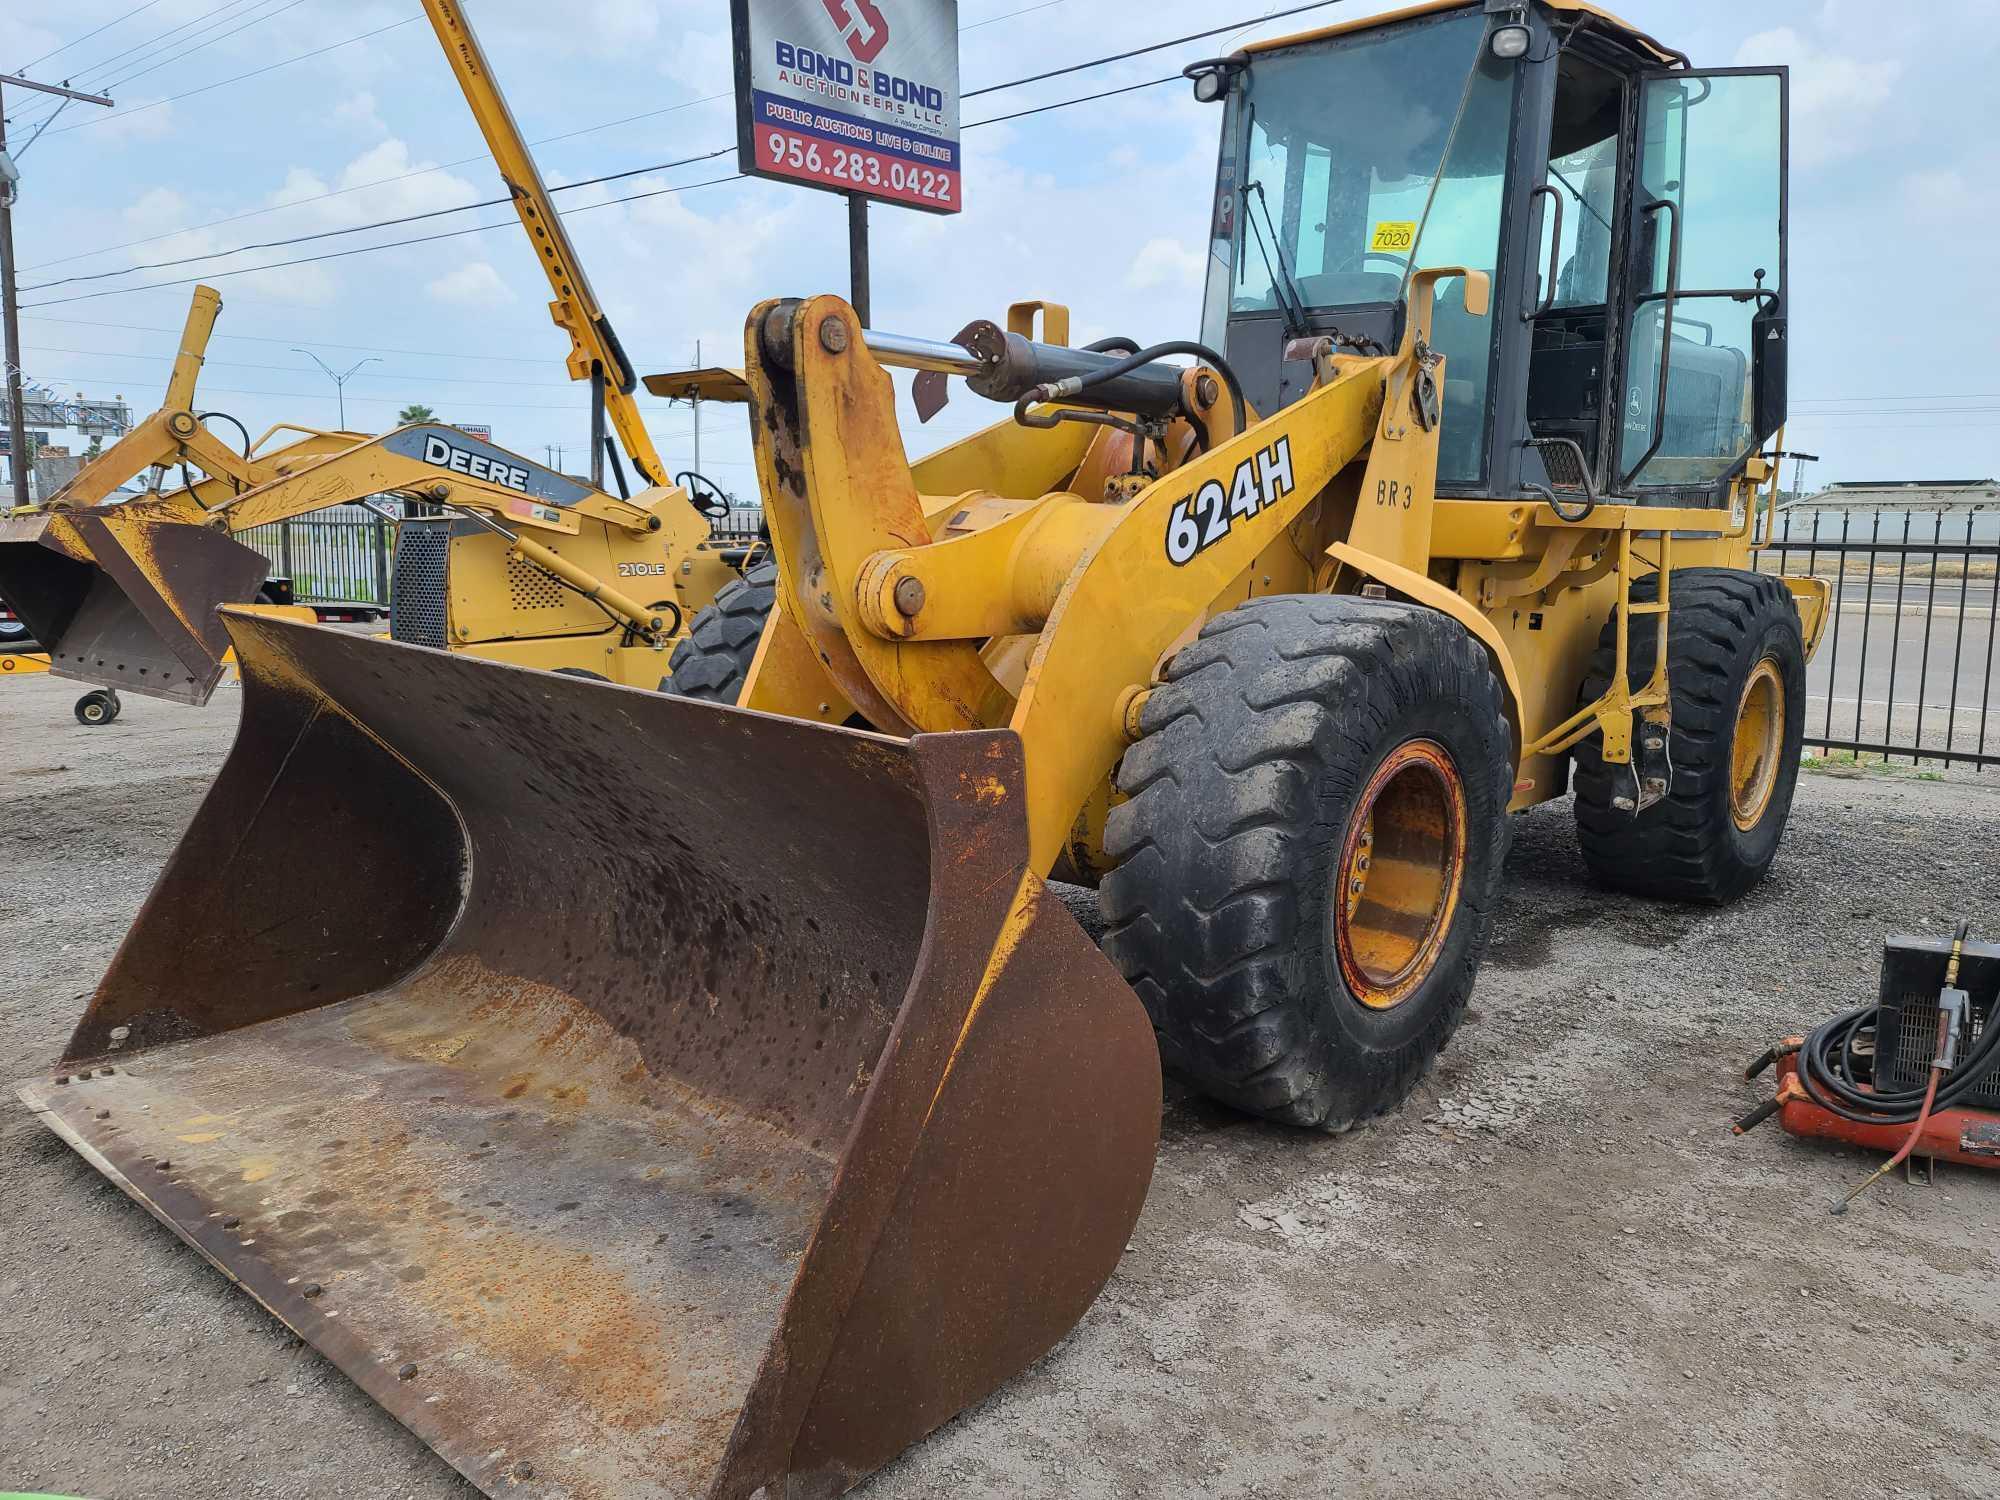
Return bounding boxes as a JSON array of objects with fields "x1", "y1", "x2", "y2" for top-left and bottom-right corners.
[
  {"x1": 1730, "y1": 659, "x2": 1785, "y2": 831},
  {"x1": 82, "y1": 702, "x2": 106, "y2": 723},
  {"x1": 1333, "y1": 739, "x2": 1467, "y2": 1011}
]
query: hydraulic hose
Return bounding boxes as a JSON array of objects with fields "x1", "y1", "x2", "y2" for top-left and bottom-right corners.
[{"x1": 1028, "y1": 339, "x2": 1248, "y2": 438}]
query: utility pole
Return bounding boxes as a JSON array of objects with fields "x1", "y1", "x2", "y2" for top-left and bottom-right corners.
[
  {"x1": 0, "y1": 72, "x2": 114, "y2": 507},
  {"x1": 293, "y1": 350, "x2": 378, "y2": 430},
  {"x1": 692, "y1": 338, "x2": 701, "y2": 477}
]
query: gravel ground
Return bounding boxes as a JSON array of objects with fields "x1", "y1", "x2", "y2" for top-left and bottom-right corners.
[{"x1": 3, "y1": 667, "x2": 1999, "y2": 1499}]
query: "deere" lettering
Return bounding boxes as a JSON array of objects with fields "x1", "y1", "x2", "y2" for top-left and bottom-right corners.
[{"x1": 422, "y1": 434, "x2": 531, "y2": 493}]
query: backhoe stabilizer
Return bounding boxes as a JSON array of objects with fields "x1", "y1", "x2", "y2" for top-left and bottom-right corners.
[
  {"x1": 0, "y1": 509, "x2": 268, "y2": 704},
  {"x1": 19, "y1": 610, "x2": 1161, "y2": 1500}
]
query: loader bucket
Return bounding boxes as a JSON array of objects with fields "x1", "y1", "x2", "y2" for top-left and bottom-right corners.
[
  {"x1": 18, "y1": 611, "x2": 1160, "y2": 1500},
  {"x1": 0, "y1": 509, "x2": 267, "y2": 705}
]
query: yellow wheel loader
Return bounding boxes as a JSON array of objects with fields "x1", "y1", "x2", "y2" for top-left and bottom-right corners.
[{"x1": 22, "y1": 4, "x2": 1825, "y2": 1496}]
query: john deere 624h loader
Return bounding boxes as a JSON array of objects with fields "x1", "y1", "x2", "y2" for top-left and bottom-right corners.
[{"x1": 20, "y1": 4, "x2": 1817, "y2": 1495}]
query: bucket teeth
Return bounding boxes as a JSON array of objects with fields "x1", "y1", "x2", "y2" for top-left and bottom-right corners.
[{"x1": 20, "y1": 611, "x2": 1160, "y2": 1498}]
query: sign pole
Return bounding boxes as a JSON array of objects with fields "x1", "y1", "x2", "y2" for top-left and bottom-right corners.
[
  {"x1": 0, "y1": 73, "x2": 115, "y2": 507},
  {"x1": 848, "y1": 194, "x2": 871, "y2": 327}
]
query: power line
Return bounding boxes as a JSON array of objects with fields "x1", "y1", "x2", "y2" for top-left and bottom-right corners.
[
  {"x1": 22, "y1": 147, "x2": 734, "y2": 292},
  {"x1": 39, "y1": 14, "x2": 425, "y2": 139},
  {"x1": 21, "y1": 93, "x2": 739, "y2": 272},
  {"x1": 28, "y1": 61, "x2": 1193, "y2": 300},
  {"x1": 22, "y1": 170, "x2": 756, "y2": 308},
  {"x1": 35, "y1": 0, "x2": 1337, "y2": 270},
  {"x1": 14, "y1": 0, "x2": 171, "y2": 74},
  {"x1": 959, "y1": 0, "x2": 1345, "y2": 98},
  {"x1": 23, "y1": 311, "x2": 574, "y2": 363},
  {"x1": 22, "y1": 341, "x2": 586, "y2": 387},
  {"x1": 86, "y1": 0, "x2": 316, "y2": 101},
  {"x1": 13, "y1": 0, "x2": 274, "y2": 124}
]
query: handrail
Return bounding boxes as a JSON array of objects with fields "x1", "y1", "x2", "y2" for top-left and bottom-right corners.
[
  {"x1": 1525, "y1": 184, "x2": 1565, "y2": 321},
  {"x1": 1618, "y1": 197, "x2": 1681, "y2": 489}
]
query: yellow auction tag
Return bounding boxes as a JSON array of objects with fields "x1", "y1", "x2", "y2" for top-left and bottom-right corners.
[{"x1": 1369, "y1": 220, "x2": 1418, "y2": 253}]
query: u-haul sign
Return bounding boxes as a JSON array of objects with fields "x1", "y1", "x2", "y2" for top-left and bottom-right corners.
[{"x1": 732, "y1": 0, "x2": 962, "y2": 214}]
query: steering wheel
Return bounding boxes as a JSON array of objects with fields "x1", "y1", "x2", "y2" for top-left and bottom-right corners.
[
  {"x1": 1362, "y1": 250, "x2": 1412, "y2": 277},
  {"x1": 675, "y1": 469, "x2": 733, "y2": 522}
]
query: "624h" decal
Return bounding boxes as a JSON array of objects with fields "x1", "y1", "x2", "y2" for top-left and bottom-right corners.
[{"x1": 1165, "y1": 438, "x2": 1296, "y2": 566}]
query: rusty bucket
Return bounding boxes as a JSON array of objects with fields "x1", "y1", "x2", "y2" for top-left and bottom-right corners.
[
  {"x1": 0, "y1": 508, "x2": 267, "y2": 705},
  {"x1": 18, "y1": 610, "x2": 1160, "y2": 1499}
]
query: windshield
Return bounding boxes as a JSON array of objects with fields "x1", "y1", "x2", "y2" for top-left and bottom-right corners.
[{"x1": 1204, "y1": 9, "x2": 1516, "y2": 486}]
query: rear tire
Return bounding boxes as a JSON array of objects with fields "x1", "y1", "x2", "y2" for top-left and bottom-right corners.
[
  {"x1": 662, "y1": 561, "x2": 776, "y2": 704},
  {"x1": 1100, "y1": 595, "x2": 1513, "y2": 1132},
  {"x1": 1573, "y1": 568, "x2": 1805, "y2": 903}
]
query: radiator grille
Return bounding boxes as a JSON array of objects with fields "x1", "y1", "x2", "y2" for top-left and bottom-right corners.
[
  {"x1": 506, "y1": 551, "x2": 568, "y2": 611},
  {"x1": 391, "y1": 521, "x2": 451, "y2": 647},
  {"x1": 1874, "y1": 936, "x2": 2000, "y2": 1106}
]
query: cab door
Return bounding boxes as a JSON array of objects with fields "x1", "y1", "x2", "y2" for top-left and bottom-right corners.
[{"x1": 1614, "y1": 67, "x2": 1788, "y2": 502}]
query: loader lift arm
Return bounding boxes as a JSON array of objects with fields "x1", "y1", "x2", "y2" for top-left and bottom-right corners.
[{"x1": 420, "y1": 0, "x2": 666, "y2": 488}]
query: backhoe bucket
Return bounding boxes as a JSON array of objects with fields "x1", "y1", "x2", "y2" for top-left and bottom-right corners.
[
  {"x1": 0, "y1": 509, "x2": 267, "y2": 704},
  {"x1": 18, "y1": 611, "x2": 1160, "y2": 1499}
]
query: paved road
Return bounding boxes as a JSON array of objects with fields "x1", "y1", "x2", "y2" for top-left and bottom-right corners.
[{"x1": 1802, "y1": 585, "x2": 1999, "y2": 764}]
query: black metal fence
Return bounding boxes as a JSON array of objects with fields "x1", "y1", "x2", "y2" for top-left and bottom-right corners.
[
  {"x1": 1753, "y1": 506, "x2": 1999, "y2": 771},
  {"x1": 239, "y1": 508, "x2": 394, "y2": 605},
  {"x1": 237, "y1": 502, "x2": 767, "y2": 610}
]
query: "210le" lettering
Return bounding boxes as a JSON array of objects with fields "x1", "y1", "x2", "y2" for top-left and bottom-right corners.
[{"x1": 1165, "y1": 438, "x2": 1296, "y2": 566}]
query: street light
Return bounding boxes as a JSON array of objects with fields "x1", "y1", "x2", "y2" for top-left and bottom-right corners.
[{"x1": 293, "y1": 349, "x2": 380, "y2": 430}]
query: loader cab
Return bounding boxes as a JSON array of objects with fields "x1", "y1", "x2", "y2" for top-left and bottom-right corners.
[{"x1": 1196, "y1": 0, "x2": 1788, "y2": 509}]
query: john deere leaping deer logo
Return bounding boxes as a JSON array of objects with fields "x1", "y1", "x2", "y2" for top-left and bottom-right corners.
[{"x1": 822, "y1": 0, "x2": 890, "y2": 64}]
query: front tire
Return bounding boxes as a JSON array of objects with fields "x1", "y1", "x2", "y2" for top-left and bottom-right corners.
[
  {"x1": 661, "y1": 561, "x2": 776, "y2": 704},
  {"x1": 1099, "y1": 595, "x2": 1513, "y2": 1132},
  {"x1": 1573, "y1": 568, "x2": 1806, "y2": 903}
]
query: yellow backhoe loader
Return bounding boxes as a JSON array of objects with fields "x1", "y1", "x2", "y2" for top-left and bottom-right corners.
[
  {"x1": 0, "y1": 283, "x2": 749, "y2": 711},
  {"x1": 0, "y1": 0, "x2": 752, "y2": 717},
  {"x1": 23, "y1": 4, "x2": 1822, "y2": 1496}
]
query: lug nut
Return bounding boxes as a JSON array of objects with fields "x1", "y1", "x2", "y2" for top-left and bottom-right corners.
[
  {"x1": 397, "y1": 1362, "x2": 419, "y2": 1381},
  {"x1": 892, "y1": 575, "x2": 926, "y2": 618},
  {"x1": 818, "y1": 316, "x2": 850, "y2": 354},
  {"x1": 302, "y1": 1283, "x2": 324, "y2": 1300}
]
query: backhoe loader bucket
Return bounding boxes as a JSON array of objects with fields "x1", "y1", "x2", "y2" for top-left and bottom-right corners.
[
  {"x1": 18, "y1": 611, "x2": 1160, "y2": 1499},
  {"x1": 0, "y1": 509, "x2": 267, "y2": 705}
]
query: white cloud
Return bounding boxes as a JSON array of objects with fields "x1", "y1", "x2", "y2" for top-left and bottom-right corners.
[
  {"x1": 1734, "y1": 26, "x2": 1900, "y2": 168},
  {"x1": 1128, "y1": 237, "x2": 1205, "y2": 293},
  {"x1": 427, "y1": 261, "x2": 515, "y2": 308},
  {"x1": 332, "y1": 91, "x2": 386, "y2": 135}
]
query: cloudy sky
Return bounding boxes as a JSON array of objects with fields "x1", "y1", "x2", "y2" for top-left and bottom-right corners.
[{"x1": 0, "y1": 0, "x2": 1994, "y2": 497}]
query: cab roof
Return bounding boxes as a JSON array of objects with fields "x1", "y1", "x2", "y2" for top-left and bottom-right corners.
[{"x1": 1243, "y1": 0, "x2": 1687, "y2": 69}]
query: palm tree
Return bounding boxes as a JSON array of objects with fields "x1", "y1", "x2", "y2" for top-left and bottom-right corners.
[{"x1": 397, "y1": 403, "x2": 438, "y2": 425}]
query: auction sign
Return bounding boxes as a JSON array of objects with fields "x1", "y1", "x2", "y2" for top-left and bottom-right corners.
[{"x1": 731, "y1": 0, "x2": 962, "y2": 215}]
